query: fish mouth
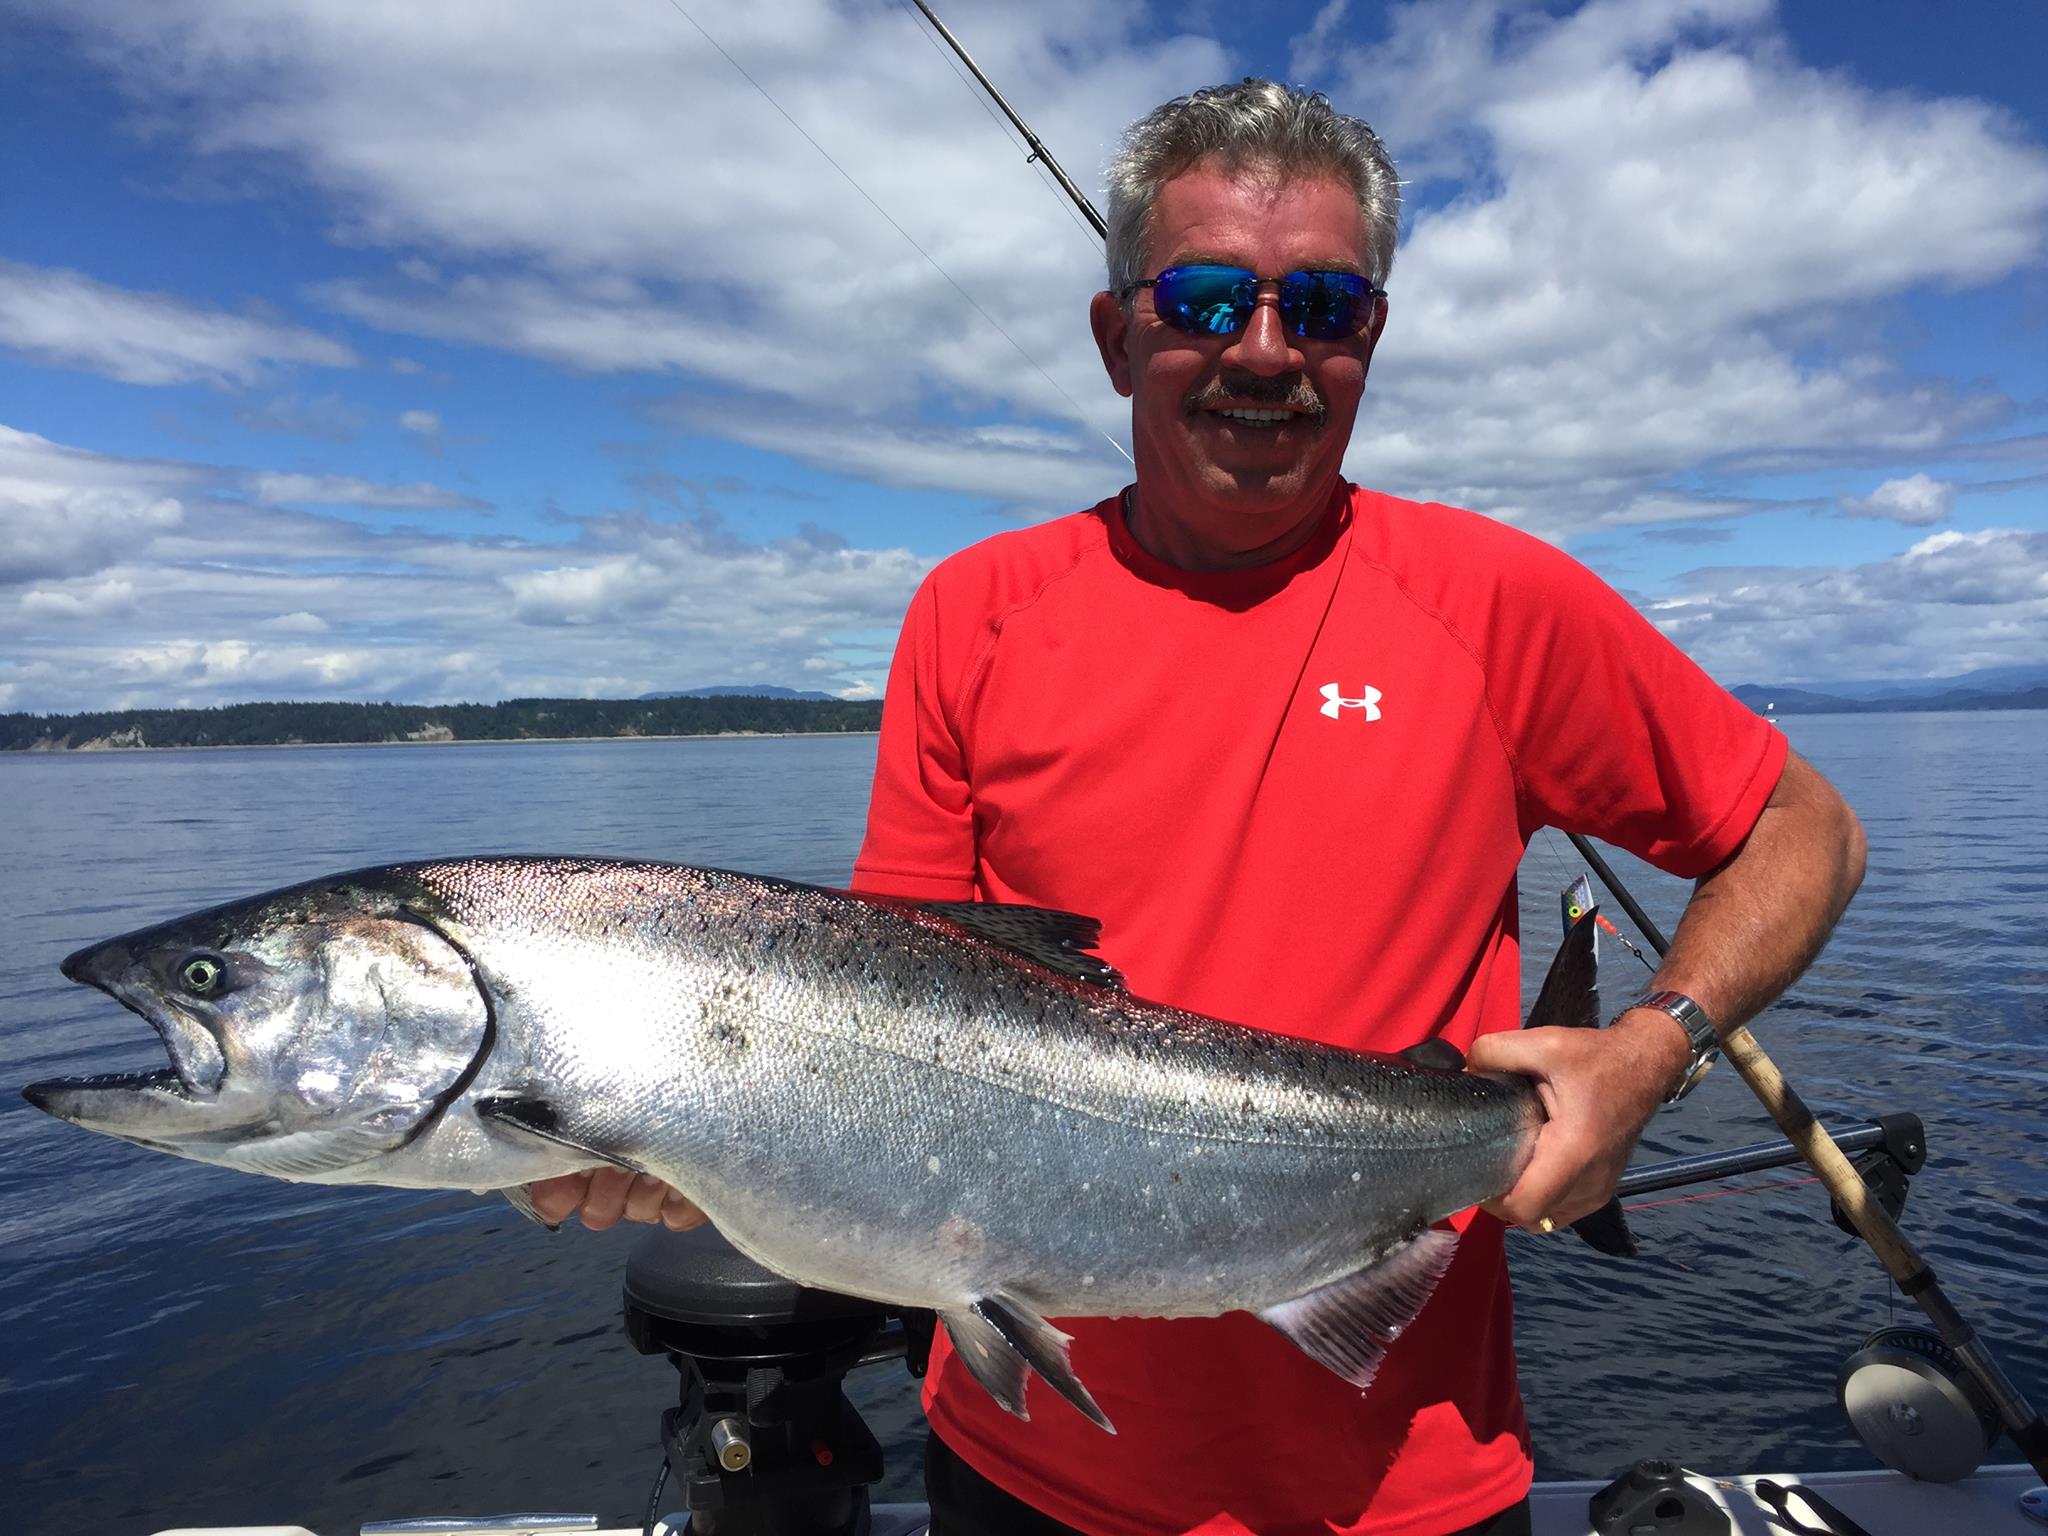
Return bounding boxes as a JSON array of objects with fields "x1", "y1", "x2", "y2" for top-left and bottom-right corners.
[{"x1": 32, "y1": 941, "x2": 228, "y2": 1108}]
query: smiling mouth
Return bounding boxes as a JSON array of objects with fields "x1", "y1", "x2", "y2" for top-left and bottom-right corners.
[{"x1": 1208, "y1": 406, "x2": 1306, "y2": 426}]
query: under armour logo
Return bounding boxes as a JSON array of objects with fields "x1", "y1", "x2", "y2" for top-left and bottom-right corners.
[{"x1": 1319, "y1": 682, "x2": 1382, "y2": 721}]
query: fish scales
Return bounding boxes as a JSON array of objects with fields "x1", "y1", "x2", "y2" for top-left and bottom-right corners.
[{"x1": 403, "y1": 858, "x2": 1538, "y2": 1315}]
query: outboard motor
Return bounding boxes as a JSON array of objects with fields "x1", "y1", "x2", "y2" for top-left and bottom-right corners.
[{"x1": 624, "y1": 1225, "x2": 914, "y2": 1536}]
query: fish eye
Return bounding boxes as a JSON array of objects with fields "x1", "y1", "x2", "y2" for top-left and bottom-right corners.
[{"x1": 179, "y1": 954, "x2": 226, "y2": 995}]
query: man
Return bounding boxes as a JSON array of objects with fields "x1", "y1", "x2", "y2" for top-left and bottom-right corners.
[{"x1": 538, "y1": 81, "x2": 1865, "y2": 1536}]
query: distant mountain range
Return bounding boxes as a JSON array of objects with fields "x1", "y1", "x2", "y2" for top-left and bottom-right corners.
[
  {"x1": 1732, "y1": 663, "x2": 2048, "y2": 715},
  {"x1": 646, "y1": 676, "x2": 2048, "y2": 717},
  {"x1": 639, "y1": 684, "x2": 842, "y2": 702}
]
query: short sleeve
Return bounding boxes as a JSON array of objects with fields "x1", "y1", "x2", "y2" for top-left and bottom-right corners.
[
  {"x1": 1489, "y1": 538, "x2": 1787, "y2": 878},
  {"x1": 851, "y1": 572, "x2": 978, "y2": 900}
]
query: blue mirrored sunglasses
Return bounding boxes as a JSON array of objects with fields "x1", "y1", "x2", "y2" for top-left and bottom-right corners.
[{"x1": 1120, "y1": 264, "x2": 1384, "y2": 341}]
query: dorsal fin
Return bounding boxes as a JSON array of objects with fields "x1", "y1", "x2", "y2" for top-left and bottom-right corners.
[{"x1": 912, "y1": 900, "x2": 1123, "y2": 988}]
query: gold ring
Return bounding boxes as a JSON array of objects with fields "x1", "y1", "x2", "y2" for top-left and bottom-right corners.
[{"x1": 1535, "y1": 1216, "x2": 1557, "y2": 1235}]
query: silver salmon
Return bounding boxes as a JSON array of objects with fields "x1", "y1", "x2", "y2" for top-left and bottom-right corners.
[{"x1": 24, "y1": 856, "x2": 1623, "y2": 1431}]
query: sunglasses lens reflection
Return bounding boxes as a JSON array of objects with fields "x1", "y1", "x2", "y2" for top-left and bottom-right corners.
[{"x1": 1152, "y1": 266, "x2": 1369, "y2": 340}]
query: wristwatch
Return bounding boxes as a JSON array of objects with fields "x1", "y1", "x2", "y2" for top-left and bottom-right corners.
[{"x1": 1614, "y1": 989, "x2": 1719, "y2": 1103}]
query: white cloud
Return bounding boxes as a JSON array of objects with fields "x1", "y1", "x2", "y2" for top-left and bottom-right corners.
[
  {"x1": 1315, "y1": 0, "x2": 2048, "y2": 529},
  {"x1": 23, "y1": 0, "x2": 2046, "y2": 536},
  {"x1": 1650, "y1": 527, "x2": 2048, "y2": 683},
  {"x1": 262, "y1": 610, "x2": 331, "y2": 633},
  {"x1": 23, "y1": 0, "x2": 1193, "y2": 465},
  {"x1": 0, "y1": 425, "x2": 931, "y2": 711},
  {"x1": 0, "y1": 260, "x2": 357, "y2": 386},
  {"x1": 660, "y1": 399, "x2": 1120, "y2": 521},
  {"x1": 20, "y1": 577, "x2": 138, "y2": 622},
  {"x1": 1840, "y1": 473, "x2": 1953, "y2": 526},
  {"x1": 0, "y1": 425, "x2": 191, "y2": 584},
  {"x1": 5, "y1": 0, "x2": 2047, "y2": 707},
  {"x1": 241, "y1": 472, "x2": 485, "y2": 510}
]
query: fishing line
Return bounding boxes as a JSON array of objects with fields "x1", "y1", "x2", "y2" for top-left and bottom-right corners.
[
  {"x1": 1623, "y1": 1174, "x2": 1822, "y2": 1213},
  {"x1": 1537, "y1": 826, "x2": 1656, "y2": 972},
  {"x1": 889, "y1": 0, "x2": 1106, "y2": 257},
  {"x1": 660, "y1": 0, "x2": 1134, "y2": 468}
]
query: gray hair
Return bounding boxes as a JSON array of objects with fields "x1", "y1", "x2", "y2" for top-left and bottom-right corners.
[{"x1": 1104, "y1": 79, "x2": 1401, "y2": 295}]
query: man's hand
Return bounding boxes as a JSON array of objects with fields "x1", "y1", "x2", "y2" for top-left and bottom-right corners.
[
  {"x1": 1467, "y1": 1012, "x2": 1687, "y2": 1230},
  {"x1": 527, "y1": 1169, "x2": 707, "y2": 1232},
  {"x1": 1475, "y1": 747, "x2": 1866, "y2": 1234}
]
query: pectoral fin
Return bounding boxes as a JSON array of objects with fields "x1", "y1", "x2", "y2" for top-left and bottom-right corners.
[
  {"x1": 475, "y1": 1094, "x2": 643, "y2": 1173},
  {"x1": 1259, "y1": 1227, "x2": 1458, "y2": 1392},
  {"x1": 942, "y1": 1292, "x2": 1115, "y2": 1434}
]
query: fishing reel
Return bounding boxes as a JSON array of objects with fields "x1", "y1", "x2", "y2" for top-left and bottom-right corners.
[
  {"x1": 1839, "y1": 1324, "x2": 2003, "y2": 1483},
  {"x1": 623, "y1": 1224, "x2": 921, "y2": 1536},
  {"x1": 1818, "y1": 1117, "x2": 2004, "y2": 1482}
]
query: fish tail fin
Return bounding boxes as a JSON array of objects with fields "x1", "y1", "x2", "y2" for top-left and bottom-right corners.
[
  {"x1": 1533, "y1": 901, "x2": 1641, "y2": 1258},
  {"x1": 1569, "y1": 1198, "x2": 1638, "y2": 1257},
  {"x1": 1526, "y1": 903, "x2": 1601, "y2": 1032}
]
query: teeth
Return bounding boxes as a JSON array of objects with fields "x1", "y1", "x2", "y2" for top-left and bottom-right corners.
[{"x1": 1217, "y1": 408, "x2": 1291, "y2": 424}]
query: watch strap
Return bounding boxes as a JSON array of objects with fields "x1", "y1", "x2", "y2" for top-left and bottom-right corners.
[{"x1": 1616, "y1": 988, "x2": 1719, "y2": 1103}]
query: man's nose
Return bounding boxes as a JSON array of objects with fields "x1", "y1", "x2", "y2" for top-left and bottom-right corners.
[{"x1": 1224, "y1": 291, "x2": 1302, "y2": 376}]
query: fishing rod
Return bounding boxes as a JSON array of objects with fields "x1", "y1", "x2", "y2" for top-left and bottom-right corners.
[
  {"x1": 905, "y1": 0, "x2": 1106, "y2": 241},
  {"x1": 905, "y1": 3, "x2": 2048, "y2": 1483},
  {"x1": 1567, "y1": 834, "x2": 2048, "y2": 1477}
]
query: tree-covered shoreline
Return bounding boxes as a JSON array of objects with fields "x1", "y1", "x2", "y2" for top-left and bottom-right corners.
[{"x1": 1, "y1": 696, "x2": 883, "y2": 752}]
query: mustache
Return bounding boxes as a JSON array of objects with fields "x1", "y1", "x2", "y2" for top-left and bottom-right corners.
[{"x1": 1185, "y1": 372, "x2": 1326, "y2": 420}]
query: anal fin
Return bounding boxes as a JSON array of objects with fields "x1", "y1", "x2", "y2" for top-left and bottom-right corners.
[
  {"x1": 942, "y1": 1292, "x2": 1116, "y2": 1434},
  {"x1": 1259, "y1": 1227, "x2": 1458, "y2": 1393}
]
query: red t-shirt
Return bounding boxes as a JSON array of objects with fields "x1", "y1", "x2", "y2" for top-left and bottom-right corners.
[{"x1": 851, "y1": 482, "x2": 1785, "y2": 1536}]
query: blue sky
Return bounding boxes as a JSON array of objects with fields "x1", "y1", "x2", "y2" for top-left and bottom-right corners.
[{"x1": 2, "y1": 0, "x2": 2044, "y2": 711}]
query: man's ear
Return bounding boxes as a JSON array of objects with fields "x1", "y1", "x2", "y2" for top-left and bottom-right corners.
[{"x1": 1090, "y1": 290, "x2": 1134, "y2": 398}]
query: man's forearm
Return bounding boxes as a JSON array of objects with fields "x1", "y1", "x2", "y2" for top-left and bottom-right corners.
[
  {"x1": 1474, "y1": 748, "x2": 1867, "y2": 1228},
  {"x1": 1617, "y1": 748, "x2": 1868, "y2": 1085}
]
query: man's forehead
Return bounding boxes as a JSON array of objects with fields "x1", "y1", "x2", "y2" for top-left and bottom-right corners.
[{"x1": 1146, "y1": 159, "x2": 1370, "y2": 273}]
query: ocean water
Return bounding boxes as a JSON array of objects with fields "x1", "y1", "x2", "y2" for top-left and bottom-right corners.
[{"x1": 2, "y1": 718, "x2": 2043, "y2": 1532}]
